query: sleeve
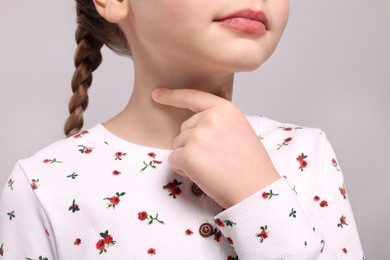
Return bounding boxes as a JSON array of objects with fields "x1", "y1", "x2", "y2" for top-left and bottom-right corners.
[
  {"x1": 0, "y1": 162, "x2": 56, "y2": 260},
  {"x1": 213, "y1": 137, "x2": 364, "y2": 259},
  {"x1": 314, "y1": 138, "x2": 364, "y2": 258}
]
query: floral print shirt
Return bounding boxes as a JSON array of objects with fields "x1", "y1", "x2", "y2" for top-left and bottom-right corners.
[{"x1": 0, "y1": 116, "x2": 364, "y2": 259}]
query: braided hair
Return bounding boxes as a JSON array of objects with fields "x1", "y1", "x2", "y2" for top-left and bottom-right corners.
[{"x1": 64, "y1": 0, "x2": 131, "y2": 136}]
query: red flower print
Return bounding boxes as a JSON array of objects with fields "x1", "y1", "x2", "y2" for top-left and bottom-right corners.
[
  {"x1": 43, "y1": 158, "x2": 62, "y2": 164},
  {"x1": 77, "y1": 145, "x2": 94, "y2": 154},
  {"x1": 185, "y1": 229, "x2": 193, "y2": 236},
  {"x1": 331, "y1": 158, "x2": 341, "y2": 171},
  {"x1": 320, "y1": 240, "x2": 325, "y2": 252},
  {"x1": 112, "y1": 170, "x2": 121, "y2": 176},
  {"x1": 141, "y1": 152, "x2": 163, "y2": 172},
  {"x1": 214, "y1": 230, "x2": 222, "y2": 242},
  {"x1": 337, "y1": 215, "x2": 348, "y2": 228},
  {"x1": 115, "y1": 151, "x2": 127, "y2": 160},
  {"x1": 262, "y1": 190, "x2": 279, "y2": 200},
  {"x1": 226, "y1": 237, "x2": 234, "y2": 245},
  {"x1": 73, "y1": 130, "x2": 89, "y2": 139},
  {"x1": 256, "y1": 225, "x2": 269, "y2": 243},
  {"x1": 104, "y1": 235, "x2": 113, "y2": 244},
  {"x1": 163, "y1": 179, "x2": 183, "y2": 198},
  {"x1": 215, "y1": 218, "x2": 225, "y2": 227},
  {"x1": 138, "y1": 212, "x2": 165, "y2": 225},
  {"x1": 283, "y1": 127, "x2": 293, "y2": 131},
  {"x1": 214, "y1": 219, "x2": 236, "y2": 227},
  {"x1": 339, "y1": 185, "x2": 347, "y2": 199},
  {"x1": 31, "y1": 179, "x2": 40, "y2": 190},
  {"x1": 96, "y1": 230, "x2": 116, "y2": 254},
  {"x1": 296, "y1": 153, "x2": 308, "y2": 171},
  {"x1": 74, "y1": 238, "x2": 82, "y2": 245},
  {"x1": 7, "y1": 178, "x2": 14, "y2": 190},
  {"x1": 110, "y1": 196, "x2": 120, "y2": 205},
  {"x1": 227, "y1": 256, "x2": 239, "y2": 260},
  {"x1": 68, "y1": 199, "x2": 80, "y2": 213},
  {"x1": 260, "y1": 230, "x2": 268, "y2": 239},
  {"x1": 342, "y1": 248, "x2": 348, "y2": 254},
  {"x1": 171, "y1": 186, "x2": 181, "y2": 196},
  {"x1": 276, "y1": 137, "x2": 293, "y2": 150},
  {"x1": 320, "y1": 200, "x2": 328, "y2": 207},
  {"x1": 147, "y1": 248, "x2": 156, "y2": 255},
  {"x1": 96, "y1": 239, "x2": 105, "y2": 251},
  {"x1": 314, "y1": 196, "x2": 320, "y2": 201},
  {"x1": 138, "y1": 211, "x2": 148, "y2": 221},
  {"x1": 104, "y1": 192, "x2": 126, "y2": 209}
]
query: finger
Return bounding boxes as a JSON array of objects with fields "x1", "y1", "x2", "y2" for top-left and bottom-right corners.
[
  {"x1": 168, "y1": 147, "x2": 189, "y2": 177},
  {"x1": 151, "y1": 88, "x2": 228, "y2": 113},
  {"x1": 172, "y1": 128, "x2": 191, "y2": 149},
  {"x1": 180, "y1": 111, "x2": 204, "y2": 131},
  {"x1": 217, "y1": 91, "x2": 229, "y2": 100}
]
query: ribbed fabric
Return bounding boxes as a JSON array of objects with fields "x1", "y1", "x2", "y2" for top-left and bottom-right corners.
[{"x1": 0, "y1": 116, "x2": 364, "y2": 259}]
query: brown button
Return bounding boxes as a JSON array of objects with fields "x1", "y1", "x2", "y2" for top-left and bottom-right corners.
[
  {"x1": 191, "y1": 183, "x2": 204, "y2": 196},
  {"x1": 199, "y1": 223, "x2": 213, "y2": 238}
]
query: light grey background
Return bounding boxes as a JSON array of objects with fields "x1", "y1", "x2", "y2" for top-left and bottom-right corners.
[{"x1": 1, "y1": 1, "x2": 389, "y2": 259}]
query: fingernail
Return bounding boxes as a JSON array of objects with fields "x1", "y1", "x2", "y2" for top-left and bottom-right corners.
[{"x1": 152, "y1": 88, "x2": 164, "y2": 100}]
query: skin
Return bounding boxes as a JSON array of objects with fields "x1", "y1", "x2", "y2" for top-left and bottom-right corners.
[{"x1": 93, "y1": 0, "x2": 290, "y2": 208}]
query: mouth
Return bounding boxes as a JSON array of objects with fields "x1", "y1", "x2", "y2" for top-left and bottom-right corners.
[{"x1": 214, "y1": 9, "x2": 269, "y2": 34}]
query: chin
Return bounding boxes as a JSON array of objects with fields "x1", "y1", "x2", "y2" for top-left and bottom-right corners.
[
  {"x1": 215, "y1": 41, "x2": 276, "y2": 72},
  {"x1": 224, "y1": 51, "x2": 271, "y2": 72}
]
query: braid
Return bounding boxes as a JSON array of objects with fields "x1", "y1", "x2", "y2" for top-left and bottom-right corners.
[
  {"x1": 65, "y1": 0, "x2": 131, "y2": 137},
  {"x1": 64, "y1": 26, "x2": 103, "y2": 137}
]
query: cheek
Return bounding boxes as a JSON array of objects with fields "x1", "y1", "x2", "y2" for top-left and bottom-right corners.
[
  {"x1": 273, "y1": 0, "x2": 290, "y2": 33},
  {"x1": 132, "y1": 3, "x2": 190, "y2": 40},
  {"x1": 134, "y1": 1, "x2": 216, "y2": 52}
]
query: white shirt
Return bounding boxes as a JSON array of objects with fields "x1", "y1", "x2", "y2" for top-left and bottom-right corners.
[{"x1": 0, "y1": 116, "x2": 364, "y2": 259}]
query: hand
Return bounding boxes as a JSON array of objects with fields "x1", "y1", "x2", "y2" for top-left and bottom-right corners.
[{"x1": 152, "y1": 88, "x2": 280, "y2": 208}]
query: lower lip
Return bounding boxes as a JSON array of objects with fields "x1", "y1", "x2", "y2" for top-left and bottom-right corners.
[{"x1": 216, "y1": 18, "x2": 266, "y2": 34}]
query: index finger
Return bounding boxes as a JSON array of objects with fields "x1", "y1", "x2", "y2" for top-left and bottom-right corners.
[{"x1": 151, "y1": 88, "x2": 228, "y2": 113}]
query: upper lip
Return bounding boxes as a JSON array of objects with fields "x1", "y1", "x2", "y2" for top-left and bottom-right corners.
[{"x1": 214, "y1": 9, "x2": 269, "y2": 29}]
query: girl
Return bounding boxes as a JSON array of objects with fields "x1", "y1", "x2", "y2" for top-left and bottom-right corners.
[{"x1": 0, "y1": 0, "x2": 364, "y2": 259}]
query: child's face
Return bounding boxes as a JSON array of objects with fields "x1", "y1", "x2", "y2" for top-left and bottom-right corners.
[{"x1": 124, "y1": 0, "x2": 289, "y2": 74}]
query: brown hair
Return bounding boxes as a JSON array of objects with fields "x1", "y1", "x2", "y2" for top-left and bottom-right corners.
[{"x1": 64, "y1": 0, "x2": 131, "y2": 137}]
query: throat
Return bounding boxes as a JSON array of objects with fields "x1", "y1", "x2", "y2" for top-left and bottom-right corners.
[{"x1": 103, "y1": 94, "x2": 194, "y2": 150}]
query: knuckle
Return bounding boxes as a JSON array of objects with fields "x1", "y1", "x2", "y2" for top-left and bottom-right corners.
[{"x1": 203, "y1": 110, "x2": 220, "y2": 125}]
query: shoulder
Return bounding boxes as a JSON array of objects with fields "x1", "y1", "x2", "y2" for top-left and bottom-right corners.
[
  {"x1": 246, "y1": 115, "x2": 326, "y2": 144},
  {"x1": 17, "y1": 125, "x2": 107, "y2": 178},
  {"x1": 246, "y1": 115, "x2": 330, "y2": 177}
]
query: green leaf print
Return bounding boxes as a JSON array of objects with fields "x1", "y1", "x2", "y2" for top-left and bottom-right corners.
[
  {"x1": 103, "y1": 192, "x2": 126, "y2": 209},
  {"x1": 255, "y1": 225, "x2": 269, "y2": 243},
  {"x1": 140, "y1": 152, "x2": 162, "y2": 172},
  {"x1": 67, "y1": 172, "x2": 79, "y2": 180},
  {"x1": 43, "y1": 158, "x2": 62, "y2": 164},
  {"x1": 68, "y1": 199, "x2": 80, "y2": 213},
  {"x1": 289, "y1": 208, "x2": 297, "y2": 218},
  {"x1": 7, "y1": 211, "x2": 15, "y2": 220}
]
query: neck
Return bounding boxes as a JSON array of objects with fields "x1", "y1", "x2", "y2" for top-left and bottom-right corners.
[{"x1": 104, "y1": 66, "x2": 234, "y2": 149}]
